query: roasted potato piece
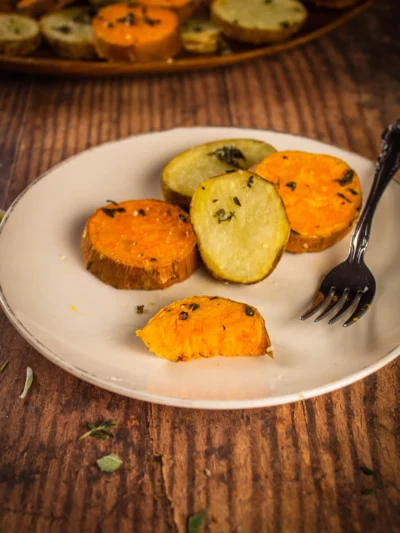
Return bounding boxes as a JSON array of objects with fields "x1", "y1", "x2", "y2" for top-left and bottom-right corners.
[
  {"x1": 40, "y1": 7, "x2": 97, "y2": 60},
  {"x1": 137, "y1": 296, "x2": 272, "y2": 361},
  {"x1": 92, "y1": 4, "x2": 181, "y2": 62},
  {"x1": 253, "y1": 151, "x2": 363, "y2": 253},
  {"x1": 81, "y1": 200, "x2": 197, "y2": 290},
  {"x1": 190, "y1": 170, "x2": 290, "y2": 284},
  {"x1": 137, "y1": 0, "x2": 202, "y2": 21},
  {"x1": 0, "y1": 14, "x2": 40, "y2": 56},
  {"x1": 211, "y1": 0, "x2": 307, "y2": 44},
  {"x1": 180, "y1": 18, "x2": 221, "y2": 54},
  {"x1": 162, "y1": 138, "x2": 276, "y2": 210}
]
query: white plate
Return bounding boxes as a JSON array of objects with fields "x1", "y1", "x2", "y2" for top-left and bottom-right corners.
[{"x1": 0, "y1": 127, "x2": 399, "y2": 409}]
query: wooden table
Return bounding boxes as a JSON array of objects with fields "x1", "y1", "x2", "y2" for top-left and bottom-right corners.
[{"x1": 1, "y1": 1, "x2": 399, "y2": 531}]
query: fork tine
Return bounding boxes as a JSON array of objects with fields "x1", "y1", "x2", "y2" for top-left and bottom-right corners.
[
  {"x1": 314, "y1": 289, "x2": 346, "y2": 322},
  {"x1": 343, "y1": 289, "x2": 375, "y2": 328},
  {"x1": 301, "y1": 288, "x2": 333, "y2": 321},
  {"x1": 328, "y1": 289, "x2": 357, "y2": 325}
]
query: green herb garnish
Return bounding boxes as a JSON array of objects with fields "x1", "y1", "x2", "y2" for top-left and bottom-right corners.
[
  {"x1": 0, "y1": 360, "x2": 9, "y2": 374},
  {"x1": 79, "y1": 420, "x2": 115, "y2": 440},
  {"x1": 106, "y1": 199, "x2": 118, "y2": 205},
  {"x1": 188, "y1": 510, "x2": 208, "y2": 533},
  {"x1": 335, "y1": 169, "x2": 354, "y2": 186},
  {"x1": 179, "y1": 311, "x2": 189, "y2": 320},
  {"x1": 143, "y1": 15, "x2": 161, "y2": 26},
  {"x1": 361, "y1": 488, "x2": 375, "y2": 496},
  {"x1": 209, "y1": 146, "x2": 246, "y2": 167},
  {"x1": 210, "y1": 296, "x2": 218, "y2": 300},
  {"x1": 212, "y1": 199, "x2": 218, "y2": 203},
  {"x1": 337, "y1": 193, "x2": 351, "y2": 203},
  {"x1": 286, "y1": 181, "x2": 296, "y2": 191},
  {"x1": 347, "y1": 188, "x2": 358, "y2": 196},
  {"x1": 86, "y1": 261, "x2": 93, "y2": 270},
  {"x1": 245, "y1": 306, "x2": 254, "y2": 317},
  {"x1": 117, "y1": 12, "x2": 135, "y2": 25},
  {"x1": 19, "y1": 367, "x2": 33, "y2": 399},
  {"x1": 233, "y1": 197, "x2": 241, "y2": 206},
  {"x1": 280, "y1": 21, "x2": 290, "y2": 29},
  {"x1": 179, "y1": 214, "x2": 187, "y2": 222},
  {"x1": 102, "y1": 207, "x2": 126, "y2": 218},
  {"x1": 150, "y1": 258, "x2": 157, "y2": 262},
  {"x1": 214, "y1": 209, "x2": 235, "y2": 224},
  {"x1": 136, "y1": 305, "x2": 145, "y2": 314},
  {"x1": 188, "y1": 303, "x2": 200, "y2": 311},
  {"x1": 247, "y1": 176, "x2": 254, "y2": 188},
  {"x1": 291, "y1": 229, "x2": 301, "y2": 235},
  {"x1": 137, "y1": 209, "x2": 145, "y2": 216},
  {"x1": 360, "y1": 466, "x2": 376, "y2": 477},
  {"x1": 105, "y1": 21, "x2": 114, "y2": 28},
  {"x1": 222, "y1": 325, "x2": 225, "y2": 330},
  {"x1": 96, "y1": 453, "x2": 122, "y2": 472},
  {"x1": 55, "y1": 24, "x2": 72, "y2": 33}
]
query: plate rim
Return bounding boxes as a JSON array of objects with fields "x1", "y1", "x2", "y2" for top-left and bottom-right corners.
[
  {"x1": 0, "y1": 1, "x2": 372, "y2": 77},
  {"x1": 0, "y1": 126, "x2": 399, "y2": 410}
]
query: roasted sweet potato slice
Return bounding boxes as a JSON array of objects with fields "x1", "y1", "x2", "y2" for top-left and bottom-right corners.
[
  {"x1": 81, "y1": 200, "x2": 197, "y2": 290},
  {"x1": 190, "y1": 170, "x2": 290, "y2": 284},
  {"x1": 92, "y1": 3, "x2": 181, "y2": 62},
  {"x1": 137, "y1": 296, "x2": 272, "y2": 361},
  {"x1": 253, "y1": 151, "x2": 362, "y2": 253}
]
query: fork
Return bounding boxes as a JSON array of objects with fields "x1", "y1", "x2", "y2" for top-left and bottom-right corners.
[{"x1": 301, "y1": 120, "x2": 400, "y2": 327}]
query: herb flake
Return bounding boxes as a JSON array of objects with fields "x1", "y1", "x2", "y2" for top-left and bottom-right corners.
[
  {"x1": 116, "y1": 12, "x2": 135, "y2": 25},
  {"x1": 214, "y1": 209, "x2": 235, "y2": 224},
  {"x1": 360, "y1": 466, "x2": 376, "y2": 477},
  {"x1": 335, "y1": 169, "x2": 354, "y2": 186},
  {"x1": 106, "y1": 199, "x2": 119, "y2": 205},
  {"x1": 245, "y1": 306, "x2": 254, "y2": 317},
  {"x1": 79, "y1": 420, "x2": 115, "y2": 440},
  {"x1": 179, "y1": 214, "x2": 187, "y2": 222},
  {"x1": 286, "y1": 181, "x2": 296, "y2": 191},
  {"x1": 347, "y1": 188, "x2": 358, "y2": 196},
  {"x1": 179, "y1": 311, "x2": 189, "y2": 320},
  {"x1": 19, "y1": 367, "x2": 33, "y2": 399},
  {"x1": 102, "y1": 207, "x2": 126, "y2": 218},
  {"x1": 136, "y1": 305, "x2": 145, "y2": 314},
  {"x1": 337, "y1": 193, "x2": 351, "y2": 203},
  {"x1": 96, "y1": 453, "x2": 122, "y2": 472},
  {"x1": 55, "y1": 24, "x2": 71, "y2": 33},
  {"x1": 143, "y1": 15, "x2": 161, "y2": 26},
  {"x1": 188, "y1": 303, "x2": 200, "y2": 311},
  {"x1": 247, "y1": 176, "x2": 254, "y2": 188},
  {"x1": 209, "y1": 146, "x2": 246, "y2": 167},
  {"x1": 233, "y1": 197, "x2": 241, "y2": 206},
  {"x1": 188, "y1": 510, "x2": 208, "y2": 533},
  {"x1": 0, "y1": 360, "x2": 9, "y2": 373},
  {"x1": 360, "y1": 488, "x2": 375, "y2": 496}
]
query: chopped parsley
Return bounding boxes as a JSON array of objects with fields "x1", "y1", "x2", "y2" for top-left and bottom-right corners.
[{"x1": 209, "y1": 146, "x2": 246, "y2": 167}]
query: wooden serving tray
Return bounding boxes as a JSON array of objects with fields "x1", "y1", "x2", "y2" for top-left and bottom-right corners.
[{"x1": 0, "y1": 1, "x2": 372, "y2": 77}]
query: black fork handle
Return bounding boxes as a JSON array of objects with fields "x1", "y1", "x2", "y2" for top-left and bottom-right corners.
[{"x1": 349, "y1": 120, "x2": 400, "y2": 264}]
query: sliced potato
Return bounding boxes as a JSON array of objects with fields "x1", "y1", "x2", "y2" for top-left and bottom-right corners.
[
  {"x1": 253, "y1": 151, "x2": 363, "y2": 253},
  {"x1": 181, "y1": 18, "x2": 221, "y2": 54},
  {"x1": 162, "y1": 138, "x2": 276, "y2": 210},
  {"x1": 40, "y1": 7, "x2": 97, "y2": 60},
  {"x1": 137, "y1": 296, "x2": 272, "y2": 361},
  {"x1": 191, "y1": 170, "x2": 290, "y2": 284},
  {"x1": 0, "y1": 14, "x2": 40, "y2": 56},
  {"x1": 211, "y1": 0, "x2": 307, "y2": 44}
]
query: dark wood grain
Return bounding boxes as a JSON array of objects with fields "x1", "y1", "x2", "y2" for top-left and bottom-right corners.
[{"x1": 0, "y1": 1, "x2": 399, "y2": 532}]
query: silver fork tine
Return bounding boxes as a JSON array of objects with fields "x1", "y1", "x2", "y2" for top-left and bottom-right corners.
[
  {"x1": 343, "y1": 289, "x2": 375, "y2": 328},
  {"x1": 301, "y1": 287, "x2": 333, "y2": 321},
  {"x1": 314, "y1": 289, "x2": 346, "y2": 323},
  {"x1": 328, "y1": 289, "x2": 357, "y2": 325}
]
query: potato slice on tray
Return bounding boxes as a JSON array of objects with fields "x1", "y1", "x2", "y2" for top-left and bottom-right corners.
[
  {"x1": 190, "y1": 170, "x2": 290, "y2": 284},
  {"x1": 40, "y1": 7, "x2": 97, "y2": 60},
  {"x1": 81, "y1": 200, "x2": 197, "y2": 290},
  {"x1": 162, "y1": 139, "x2": 276, "y2": 210},
  {"x1": 211, "y1": 0, "x2": 308, "y2": 44},
  {"x1": 180, "y1": 18, "x2": 221, "y2": 54},
  {"x1": 137, "y1": 296, "x2": 272, "y2": 362},
  {"x1": 0, "y1": 14, "x2": 40, "y2": 56}
]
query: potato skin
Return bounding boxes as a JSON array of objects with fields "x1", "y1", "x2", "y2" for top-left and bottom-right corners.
[
  {"x1": 287, "y1": 223, "x2": 356, "y2": 253},
  {"x1": 161, "y1": 181, "x2": 191, "y2": 212},
  {"x1": 81, "y1": 228, "x2": 197, "y2": 290}
]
